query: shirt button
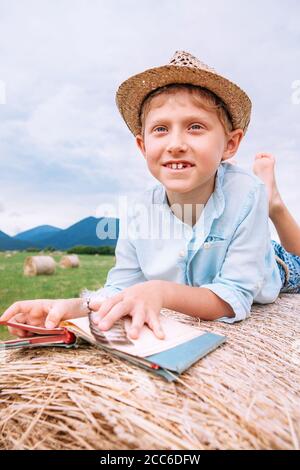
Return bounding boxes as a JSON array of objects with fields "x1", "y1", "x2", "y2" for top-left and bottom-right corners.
[
  {"x1": 203, "y1": 242, "x2": 210, "y2": 249},
  {"x1": 179, "y1": 250, "x2": 186, "y2": 257}
]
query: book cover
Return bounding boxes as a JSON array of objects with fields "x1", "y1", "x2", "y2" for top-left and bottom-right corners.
[{"x1": 0, "y1": 314, "x2": 226, "y2": 381}]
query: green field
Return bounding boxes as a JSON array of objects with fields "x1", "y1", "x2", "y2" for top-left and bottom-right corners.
[{"x1": 0, "y1": 251, "x2": 115, "y2": 340}]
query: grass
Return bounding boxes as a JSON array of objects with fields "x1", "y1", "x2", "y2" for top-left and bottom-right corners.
[{"x1": 0, "y1": 251, "x2": 115, "y2": 340}]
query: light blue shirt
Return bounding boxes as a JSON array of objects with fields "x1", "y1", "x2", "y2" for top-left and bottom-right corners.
[{"x1": 95, "y1": 162, "x2": 283, "y2": 323}]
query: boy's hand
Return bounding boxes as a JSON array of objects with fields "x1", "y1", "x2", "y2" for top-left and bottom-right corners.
[
  {"x1": 89, "y1": 280, "x2": 165, "y2": 340},
  {"x1": 1, "y1": 298, "x2": 88, "y2": 338}
]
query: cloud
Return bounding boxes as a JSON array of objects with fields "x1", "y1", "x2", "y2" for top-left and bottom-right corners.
[
  {"x1": 8, "y1": 212, "x2": 21, "y2": 217},
  {"x1": 0, "y1": 0, "x2": 299, "y2": 235}
]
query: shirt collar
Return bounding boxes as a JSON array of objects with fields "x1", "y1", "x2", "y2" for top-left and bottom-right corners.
[{"x1": 204, "y1": 162, "x2": 226, "y2": 227}]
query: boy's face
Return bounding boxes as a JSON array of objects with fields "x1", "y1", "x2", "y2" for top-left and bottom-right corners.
[{"x1": 136, "y1": 90, "x2": 243, "y2": 204}]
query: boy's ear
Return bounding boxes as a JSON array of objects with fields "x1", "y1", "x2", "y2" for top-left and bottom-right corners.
[
  {"x1": 135, "y1": 134, "x2": 146, "y2": 158},
  {"x1": 222, "y1": 129, "x2": 244, "y2": 161}
]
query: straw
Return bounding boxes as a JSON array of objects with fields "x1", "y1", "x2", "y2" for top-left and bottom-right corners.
[
  {"x1": 0, "y1": 293, "x2": 299, "y2": 450},
  {"x1": 116, "y1": 50, "x2": 252, "y2": 136}
]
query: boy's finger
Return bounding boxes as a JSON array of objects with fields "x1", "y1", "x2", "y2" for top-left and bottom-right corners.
[
  {"x1": 13, "y1": 309, "x2": 44, "y2": 327},
  {"x1": 88, "y1": 299, "x2": 102, "y2": 311},
  {"x1": 45, "y1": 306, "x2": 64, "y2": 329},
  {"x1": 147, "y1": 313, "x2": 165, "y2": 340},
  {"x1": 8, "y1": 327, "x2": 29, "y2": 338},
  {"x1": 1, "y1": 301, "x2": 31, "y2": 322},
  {"x1": 97, "y1": 301, "x2": 129, "y2": 331},
  {"x1": 96, "y1": 293, "x2": 124, "y2": 320},
  {"x1": 6, "y1": 313, "x2": 36, "y2": 337},
  {"x1": 129, "y1": 308, "x2": 146, "y2": 339},
  {"x1": 12, "y1": 313, "x2": 27, "y2": 324},
  {"x1": 29, "y1": 306, "x2": 46, "y2": 320},
  {"x1": 25, "y1": 310, "x2": 45, "y2": 326}
]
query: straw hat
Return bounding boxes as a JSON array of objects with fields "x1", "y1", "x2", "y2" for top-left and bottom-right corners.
[{"x1": 116, "y1": 50, "x2": 252, "y2": 136}]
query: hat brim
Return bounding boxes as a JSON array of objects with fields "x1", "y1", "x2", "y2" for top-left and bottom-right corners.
[{"x1": 116, "y1": 65, "x2": 251, "y2": 136}]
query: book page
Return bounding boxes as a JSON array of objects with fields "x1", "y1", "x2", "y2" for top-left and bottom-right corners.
[{"x1": 61, "y1": 315, "x2": 205, "y2": 358}]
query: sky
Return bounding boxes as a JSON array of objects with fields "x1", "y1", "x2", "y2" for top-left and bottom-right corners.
[{"x1": 0, "y1": 0, "x2": 299, "y2": 239}]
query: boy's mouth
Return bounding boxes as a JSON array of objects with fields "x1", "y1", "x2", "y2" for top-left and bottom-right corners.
[{"x1": 163, "y1": 161, "x2": 195, "y2": 170}]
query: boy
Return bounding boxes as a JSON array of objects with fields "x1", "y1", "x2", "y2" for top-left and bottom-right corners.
[{"x1": 2, "y1": 51, "x2": 300, "y2": 340}]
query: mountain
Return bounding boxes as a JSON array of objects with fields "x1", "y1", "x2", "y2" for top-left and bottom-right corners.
[
  {"x1": 0, "y1": 231, "x2": 32, "y2": 250},
  {"x1": 14, "y1": 225, "x2": 62, "y2": 244},
  {"x1": 1, "y1": 217, "x2": 119, "y2": 251},
  {"x1": 39, "y1": 216, "x2": 119, "y2": 250}
]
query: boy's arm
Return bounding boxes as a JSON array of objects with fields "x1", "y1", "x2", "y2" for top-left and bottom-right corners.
[{"x1": 159, "y1": 282, "x2": 235, "y2": 320}]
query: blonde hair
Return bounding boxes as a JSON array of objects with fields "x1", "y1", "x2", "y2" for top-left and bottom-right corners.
[{"x1": 139, "y1": 83, "x2": 233, "y2": 137}]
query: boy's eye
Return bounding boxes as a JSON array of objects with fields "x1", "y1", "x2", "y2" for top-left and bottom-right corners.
[
  {"x1": 153, "y1": 126, "x2": 167, "y2": 132},
  {"x1": 153, "y1": 124, "x2": 204, "y2": 133}
]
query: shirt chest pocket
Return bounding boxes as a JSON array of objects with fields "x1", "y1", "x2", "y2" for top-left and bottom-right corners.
[
  {"x1": 202, "y1": 235, "x2": 227, "y2": 250},
  {"x1": 189, "y1": 236, "x2": 228, "y2": 286}
]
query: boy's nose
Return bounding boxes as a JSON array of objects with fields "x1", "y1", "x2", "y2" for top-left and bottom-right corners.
[{"x1": 166, "y1": 140, "x2": 188, "y2": 155}]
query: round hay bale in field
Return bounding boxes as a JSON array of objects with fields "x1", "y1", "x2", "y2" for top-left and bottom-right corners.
[
  {"x1": 0, "y1": 294, "x2": 299, "y2": 450},
  {"x1": 23, "y1": 255, "x2": 56, "y2": 276},
  {"x1": 59, "y1": 254, "x2": 80, "y2": 269}
]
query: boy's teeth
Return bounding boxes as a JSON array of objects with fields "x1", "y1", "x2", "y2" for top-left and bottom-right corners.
[{"x1": 168, "y1": 163, "x2": 190, "y2": 169}]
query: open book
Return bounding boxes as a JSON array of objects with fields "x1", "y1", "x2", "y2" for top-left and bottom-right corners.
[{"x1": 0, "y1": 314, "x2": 226, "y2": 381}]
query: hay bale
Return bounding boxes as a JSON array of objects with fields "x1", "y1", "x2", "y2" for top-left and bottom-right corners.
[
  {"x1": 0, "y1": 294, "x2": 299, "y2": 450},
  {"x1": 23, "y1": 256, "x2": 56, "y2": 276},
  {"x1": 59, "y1": 255, "x2": 80, "y2": 269}
]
